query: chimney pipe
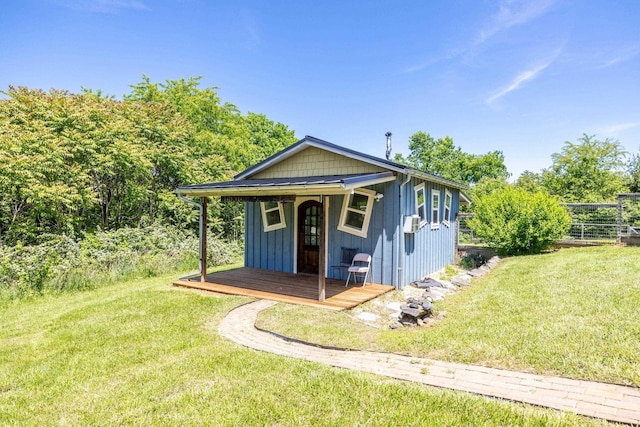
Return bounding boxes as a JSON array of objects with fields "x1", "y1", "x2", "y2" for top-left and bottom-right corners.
[{"x1": 385, "y1": 131, "x2": 392, "y2": 160}]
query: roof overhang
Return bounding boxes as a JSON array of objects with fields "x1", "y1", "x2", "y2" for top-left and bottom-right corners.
[
  {"x1": 460, "y1": 191, "x2": 472, "y2": 206},
  {"x1": 175, "y1": 172, "x2": 396, "y2": 198},
  {"x1": 234, "y1": 135, "x2": 468, "y2": 192}
]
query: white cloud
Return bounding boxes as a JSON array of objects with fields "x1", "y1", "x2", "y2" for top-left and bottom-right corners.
[
  {"x1": 404, "y1": 0, "x2": 557, "y2": 73},
  {"x1": 476, "y1": 0, "x2": 557, "y2": 46},
  {"x1": 599, "y1": 45, "x2": 640, "y2": 68},
  {"x1": 486, "y1": 48, "x2": 561, "y2": 104},
  {"x1": 486, "y1": 64, "x2": 549, "y2": 104}
]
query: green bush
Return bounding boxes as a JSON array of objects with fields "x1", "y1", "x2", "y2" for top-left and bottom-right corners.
[
  {"x1": 0, "y1": 223, "x2": 243, "y2": 300},
  {"x1": 468, "y1": 187, "x2": 571, "y2": 256}
]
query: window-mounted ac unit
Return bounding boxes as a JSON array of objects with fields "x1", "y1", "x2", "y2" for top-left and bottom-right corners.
[{"x1": 403, "y1": 215, "x2": 420, "y2": 234}]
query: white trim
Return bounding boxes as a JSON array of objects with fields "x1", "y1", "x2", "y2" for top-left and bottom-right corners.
[
  {"x1": 233, "y1": 137, "x2": 468, "y2": 190},
  {"x1": 260, "y1": 201, "x2": 286, "y2": 232},
  {"x1": 443, "y1": 190, "x2": 452, "y2": 227},
  {"x1": 414, "y1": 183, "x2": 427, "y2": 227},
  {"x1": 460, "y1": 191, "x2": 472, "y2": 206},
  {"x1": 337, "y1": 188, "x2": 375, "y2": 238},
  {"x1": 431, "y1": 190, "x2": 441, "y2": 230}
]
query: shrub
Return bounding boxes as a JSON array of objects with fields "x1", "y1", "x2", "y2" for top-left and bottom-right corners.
[
  {"x1": 467, "y1": 187, "x2": 571, "y2": 256},
  {"x1": 0, "y1": 223, "x2": 243, "y2": 300},
  {"x1": 459, "y1": 253, "x2": 486, "y2": 270}
]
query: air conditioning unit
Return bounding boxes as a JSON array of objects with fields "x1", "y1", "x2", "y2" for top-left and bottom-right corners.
[{"x1": 403, "y1": 215, "x2": 421, "y2": 234}]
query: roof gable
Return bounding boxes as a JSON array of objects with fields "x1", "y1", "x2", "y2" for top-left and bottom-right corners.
[
  {"x1": 234, "y1": 135, "x2": 468, "y2": 191},
  {"x1": 251, "y1": 146, "x2": 385, "y2": 179}
]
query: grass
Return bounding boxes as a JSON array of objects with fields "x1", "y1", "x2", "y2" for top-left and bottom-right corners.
[
  {"x1": 258, "y1": 246, "x2": 640, "y2": 387},
  {"x1": 0, "y1": 266, "x2": 609, "y2": 425}
]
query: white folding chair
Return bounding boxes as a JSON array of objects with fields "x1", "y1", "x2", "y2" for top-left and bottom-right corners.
[{"x1": 345, "y1": 253, "x2": 371, "y2": 287}]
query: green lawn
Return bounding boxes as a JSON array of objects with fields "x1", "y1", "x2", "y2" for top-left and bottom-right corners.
[
  {"x1": 258, "y1": 246, "x2": 640, "y2": 388},
  {"x1": 0, "y1": 266, "x2": 610, "y2": 425}
]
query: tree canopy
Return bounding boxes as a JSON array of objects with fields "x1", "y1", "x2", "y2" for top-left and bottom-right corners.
[
  {"x1": 539, "y1": 134, "x2": 628, "y2": 202},
  {"x1": 394, "y1": 131, "x2": 509, "y2": 185},
  {"x1": 0, "y1": 77, "x2": 297, "y2": 244}
]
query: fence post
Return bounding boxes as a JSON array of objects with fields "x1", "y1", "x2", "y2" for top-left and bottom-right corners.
[{"x1": 617, "y1": 194, "x2": 623, "y2": 245}]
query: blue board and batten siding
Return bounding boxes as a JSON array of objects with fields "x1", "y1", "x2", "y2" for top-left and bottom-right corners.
[
  {"x1": 244, "y1": 202, "x2": 295, "y2": 273},
  {"x1": 244, "y1": 175, "x2": 461, "y2": 289},
  {"x1": 401, "y1": 177, "x2": 460, "y2": 287},
  {"x1": 326, "y1": 181, "x2": 398, "y2": 286}
]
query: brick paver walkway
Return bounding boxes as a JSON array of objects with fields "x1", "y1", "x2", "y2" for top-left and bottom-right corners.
[{"x1": 219, "y1": 300, "x2": 640, "y2": 424}]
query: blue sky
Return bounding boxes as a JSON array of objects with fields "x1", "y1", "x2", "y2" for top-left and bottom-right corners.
[{"x1": 2, "y1": 0, "x2": 639, "y2": 179}]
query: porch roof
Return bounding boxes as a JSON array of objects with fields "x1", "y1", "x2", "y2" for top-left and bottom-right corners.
[{"x1": 175, "y1": 171, "x2": 396, "y2": 197}]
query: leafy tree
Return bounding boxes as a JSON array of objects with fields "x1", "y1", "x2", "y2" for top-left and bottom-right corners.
[
  {"x1": 125, "y1": 75, "x2": 296, "y2": 172},
  {"x1": 0, "y1": 86, "x2": 200, "y2": 242},
  {"x1": 0, "y1": 78, "x2": 298, "y2": 243},
  {"x1": 470, "y1": 177, "x2": 510, "y2": 201},
  {"x1": 541, "y1": 134, "x2": 628, "y2": 202},
  {"x1": 395, "y1": 131, "x2": 509, "y2": 185},
  {"x1": 628, "y1": 151, "x2": 640, "y2": 193},
  {"x1": 468, "y1": 187, "x2": 571, "y2": 255},
  {"x1": 515, "y1": 170, "x2": 546, "y2": 193}
]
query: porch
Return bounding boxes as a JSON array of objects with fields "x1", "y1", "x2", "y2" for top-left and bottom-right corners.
[{"x1": 173, "y1": 267, "x2": 394, "y2": 311}]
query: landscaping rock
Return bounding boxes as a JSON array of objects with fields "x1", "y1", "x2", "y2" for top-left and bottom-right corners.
[
  {"x1": 486, "y1": 256, "x2": 501, "y2": 268},
  {"x1": 356, "y1": 312, "x2": 379, "y2": 323},
  {"x1": 467, "y1": 267, "x2": 487, "y2": 277},
  {"x1": 400, "y1": 304, "x2": 428, "y2": 318},
  {"x1": 411, "y1": 278, "x2": 444, "y2": 288},
  {"x1": 389, "y1": 320, "x2": 404, "y2": 329},
  {"x1": 440, "y1": 280, "x2": 456, "y2": 290},
  {"x1": 451, "y1": 274, "x2": 472, "y2": 286}
]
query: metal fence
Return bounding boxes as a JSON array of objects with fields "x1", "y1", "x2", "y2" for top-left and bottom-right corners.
[
  {"x1": 564, "y1": 194, "x2": 640, "y2": 243},
  {"x1": 457, "y1": 213, "x2": 479, "y2": 245},
  {"x1": 563, "y1": 203, "x2": 618, "y2": 242},
  {"x1": 456, "y1": 193, "x2": 640, "y2": 245}
]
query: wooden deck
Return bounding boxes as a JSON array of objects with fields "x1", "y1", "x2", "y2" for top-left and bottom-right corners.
[{"x1": 173, "y1": 267, "x2": 394, "y2": 310}]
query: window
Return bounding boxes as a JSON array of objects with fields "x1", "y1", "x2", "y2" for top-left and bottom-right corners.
[
  {"x1": 431, "y1": 190, "x2": 440, "y2": 229},
  {"x1": 337, "y1": 189, "x2": 375, "y2": 238},
  {"x1": 414, "y1": 184, "x2": 427, "y2": 227},
  {"x1": 443, "y1": 190, "x2": 452, "y2": 227},
  {"x1": 260, "y1": 201, "x2": 286, "y2": 232}
]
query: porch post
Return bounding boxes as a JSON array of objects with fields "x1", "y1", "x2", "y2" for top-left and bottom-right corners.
[
  {"x1": 200, "y1": 196, "x2": 208, "y2": 283},
  {"x1": 318, "y1": 195, "x2": 327, "y2": 302}
]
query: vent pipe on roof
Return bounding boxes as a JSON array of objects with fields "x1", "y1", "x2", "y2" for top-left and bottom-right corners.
[{"x1": 385, "y1": 131, "x2": 392, "y2": 160}]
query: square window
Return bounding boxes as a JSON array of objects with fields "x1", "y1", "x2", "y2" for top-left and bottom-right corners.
[
  {"x1": 260, "y1": 201, "x2": 286, "y2": 232},
  {"x1": 337, "y1": 189, "x2": 375, "y2": 238}
]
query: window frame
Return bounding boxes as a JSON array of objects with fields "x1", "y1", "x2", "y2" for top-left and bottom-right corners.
[
  {"x1": 431, "y1": 190, "x2": 441, "y2": 230},
  {"x1": 443, "y1": 190, "x2": 452, "y2": 227},
  {"x1": 337, "y1": 188, "x2": 375, "y2": 238},
  {"x1": 260, "y1": 201, "x2": 286, "y2": 232},
  {"x1": 414, "y1": 183, "x2": 427, "y2": 227}
]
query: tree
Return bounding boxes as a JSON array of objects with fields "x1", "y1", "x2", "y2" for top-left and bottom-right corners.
[
  {"x1": 468, "y1": 187, "x2": 571, "y2": 255},
  {"x1": 0, "y1": 86, "x2": 200, "y2": 243},
  {"x1": 628, "y1": 151, "x2": 640, "y2": 193},
  {"x1": 0, "y1": 78, "x2": 299, "y2": 243},
  {"x1": 395, "y1": 131, "x2": 509, "y2": 185},
  {"x1": 515, "y1": 170, "x2": 546, "y2": 193},
  {"x1": 125, "y1": 75, "x2": 297, "y2": 172},
  {"x1": 541, "y1": 134, "x2": 628, "y2": 202}
]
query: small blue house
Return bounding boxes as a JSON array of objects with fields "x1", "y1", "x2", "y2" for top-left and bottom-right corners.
[{"x1": 175, "y1": 136, "x2": 469, "y2": 302}]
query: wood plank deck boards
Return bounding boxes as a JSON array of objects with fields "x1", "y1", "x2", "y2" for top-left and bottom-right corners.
[{"x1": 173, "y1": 267, "x2": 394, "y2": 310}]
